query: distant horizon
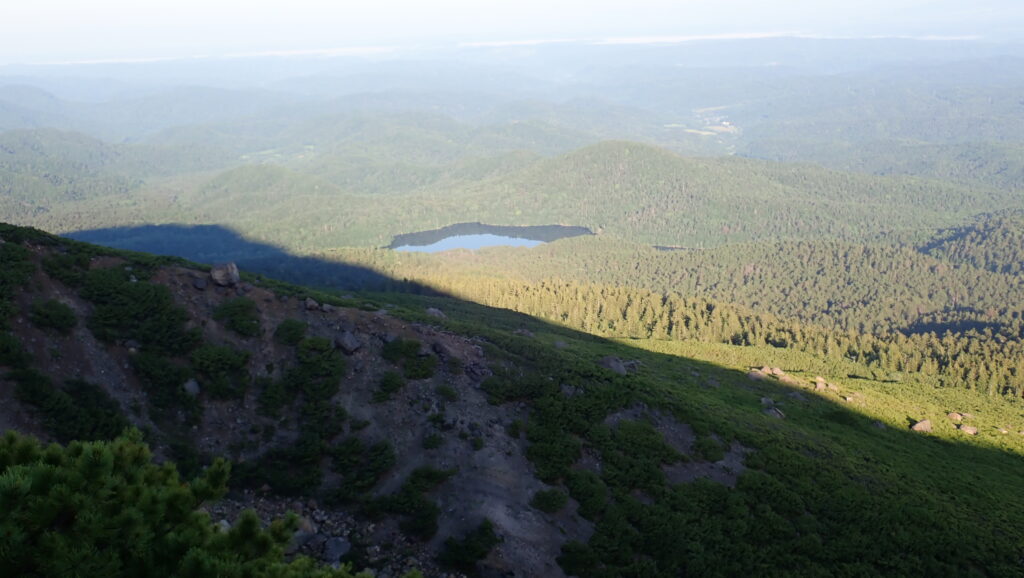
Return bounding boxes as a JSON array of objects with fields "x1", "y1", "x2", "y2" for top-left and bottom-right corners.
[
  {"x1": 4, "y1": 0, "x2": 1023, "y2": 67},
  {"x1": 0, "y1": 33, "x2": 1007, "y2": 69}
]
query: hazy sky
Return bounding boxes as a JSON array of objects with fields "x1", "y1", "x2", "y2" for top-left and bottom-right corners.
[{"x1": 3, "y1": 0, "x2": 1022, "y2": 64}]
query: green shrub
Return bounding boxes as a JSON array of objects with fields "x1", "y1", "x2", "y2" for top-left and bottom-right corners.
[
  {"x1": 693, "y1": 435, "x2": 726, "y2": 462},
  {"x1": 423, "y1": 433, "x2": 444, "y2": 449},
  {"x1": 273, "y1": 318, "x2": 307, "y2": 345},
  {"x1": 565, "y1": 471, "x2": 608, "y2": 520},
  {"x1": 435, "y1": 384, "x2": 458, "y2": 402},
  {"x1": 82, "y1": 267, "x2": 199, "y2": 354},
  {"x1": 328, "y1": 437, "x2": 396, "y2": 502},
  {"x1": 438, "y1": 519, "x2": 500, "y2": 572},
  {"x1": 371, "y1": 467, "x2": 456, "y2": 540},
  {"x1": 373, "y1": 371, "x2": 406, "y2": 402},
  {"x1": 29, "y1": 299, "x2": 77, "y2": 334},
  {"x1": 11, "y1": 370, "x2": 129, "y2": 443},
  {"x1": 214, "y1": 297, "x2": 261, "y2": 337},
  {"x1": 132, "y1": 353, "x2": 198, "y2": 421},
  {"x1": 531, "y1": 489, "x2": 569, "y2": 513},
  {"x1": 190, "y1": 344, "x2": 250, "y2": 400},
  {"x1": 383, "y1": 338, "x2": 438, "y2": 379},
  {"x1": 42, "y1": 252, "x2": 90, "y2": 287},
  {"x1": 0, "y1": 332, "x2": 31, "y2": 368}
]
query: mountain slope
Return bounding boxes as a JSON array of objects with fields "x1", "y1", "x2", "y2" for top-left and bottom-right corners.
[{"x1": 4, "y1": 223, "x2": 1024, "y2": 576}]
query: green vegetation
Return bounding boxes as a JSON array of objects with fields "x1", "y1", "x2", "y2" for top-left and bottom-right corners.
[
  {"x1": 190, "y1": 344, "x2": 251, "y2": 400},
  {"x1": 530, "y1": 488, "x2": 568, "y2": 513},
  {"x1": 373, "y1": 371, "x2": 406, "y2": 402},
  {"x1": 11, "y1": 371, "x2": 129, "y2": 443},
  {"x1": 273, "y1": 318, "x2": 307, "y2": 345},
  {"x1": 437, "y1": 519, "x2": 501, "y2": 572},
  {"x1": 328, "y1": 437, "x2": 396, "y2": 503},
  {"x1": 0, "y1": 430, "x2": 366, "y2": 578},
  {"x1": 28, "y1": 299, "x2": 76, "y2": 334},
  {"x1": 214, "y1": 297, "x2": 262, "y2": 337},
  {"x1": 371, "y1": 467, "x2": 456, "y2": 540},
  {"x1": 383, "y1": 338, "x2": 438, "y2": 379}
]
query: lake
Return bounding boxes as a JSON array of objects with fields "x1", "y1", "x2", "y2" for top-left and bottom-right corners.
[{"x1": 390, "y1": 222, "x2": 592, "y2": 253}]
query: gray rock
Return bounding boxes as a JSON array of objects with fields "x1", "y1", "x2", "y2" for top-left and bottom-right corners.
[
  {"x1": 432, "y1": 341, "x2": 454, "y2": 359},
  {"x1": 760, "y1": 397, "x2": 775, "y2": 407},
  {"x1": 958, "y1": 425, "x2": 978, "y2": 435},
  {"x1": 947, "y1": 412, "x2": 963, "y2": 422},
  {"x1": 210, "y1": 263, "x2": 240, "y2": 287},
  {"x1": 192, "y1": 277, "x2": 208, "y2": 290},
  {"x1": 599, "y1": 356, "x2": 628, "y2": 375},
  {"x1": 748, "y1": 370, "x2": 768, "y2": 381},
  {"x1": 217, "y1": 519, "x2": 231, "y2": 533},
  {"x1": 553, "y1": 340, "x2": 568, "y2": 349},
  {"x1": 763, "y1": 407, "x2": 785, "y2": 419},
  {"x1": 183, "y1": 378, "x2": 201, "y2": 397},
  {"x1": 911, "y1": 419, "x2": 932, "y2": 433},
  {"x1": 321, "y1": 303, "x2": 335, "y2": 313},
  {"x1": 305, "y1": 297, "x2": 320, "y2": 310},
  {"x1": 335, "y1": 331, "x2": 362, "y2": 354},
  {"x1": 323, "y1": 537, "x2": 351, "y2": 564},
  {"x1": 514, "y1": 328, "x2": 534, "y2": 337},
  {"x1": 425, "y1": 307, "x2": 446, "y2": 319},
  {"x1": 872, "y1": 420, "x2": 887, "y2": 429}
]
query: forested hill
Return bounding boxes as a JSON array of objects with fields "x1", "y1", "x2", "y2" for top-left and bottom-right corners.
[
  {"x1": 6, "y1": 222, "x2": 1024, "y2": 576},
  {"x1": 921, "y1": 210, "x2": 1024, "y2": 276}
]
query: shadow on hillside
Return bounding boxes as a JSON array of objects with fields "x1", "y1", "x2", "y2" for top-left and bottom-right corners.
[
  {"x1": 52, "y1": 220, "x2": 1024, "y2": 571},
  {"x1": 66, "y1": 224, "x2": 439, "y2": 294}
]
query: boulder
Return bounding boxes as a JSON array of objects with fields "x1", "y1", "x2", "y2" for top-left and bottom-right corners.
[
  {"x1": 335, "y1": 331, "x2": 362, "y2": 355},
  {"x1": 599, "y1": 356, "x2": 628, "y2": 375},
  {"x1": 305, "y1": 297, "x2": 320, "y2": 310},
  {"x1": 813, "y1": 381, "x2": 827, "y2": 391},
  {"x1": 770, "y1": 367, "x2": 785, "y2": 376},
  {"x1": 747, "y1": 370, "x2": 767, "y2": 381},
  {"x1": 321, "y1": 303, "x2": 335, "y2": 313},
  {"x1": 911, "y1": 419, "x2": 932, "y2": 433},
  {"x1": 431, "y1": 341, "x2": 454, "y2": 359},
  {"x1": 763, "y1": 407, "x2": 785, "y2": 419},
  {"x1": 210, "y1": 263, "x2": 240, "y2": 287},
  {"x1": 323, "y1": 537, "x2": 351, "y2": 565},
  {"x1": 872, "y1": 420, "x2": 887, "y2": 429},
  {"x1": 947, "y1": 412, "x2": 963, "y2": 422},
  {"x1": 760, "y1": 397, "x2": 775, "y2": 407},
  {"x1": 425, "y1": 307, "x2": 446, "y2": 319},
  {"x1": 192, "y1": 277, "x2": 208, "y2": 290},
  {"x1": 514, "y1": 328, "x2": 535, "y2": 338},
  {"x1": 553, "y1": 340, "x2": 568, "y2": 350},
  {"x1": 958, "y1": 425, "x2": 978, "y2": 435},
  {"x1": 183, "y1": 378, "x2": 201, "y2": 397}
]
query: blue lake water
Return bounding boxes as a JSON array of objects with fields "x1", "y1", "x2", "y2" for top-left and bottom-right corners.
[{"x1": 394, "y1": 234, "x2": 544, "y2": 253}]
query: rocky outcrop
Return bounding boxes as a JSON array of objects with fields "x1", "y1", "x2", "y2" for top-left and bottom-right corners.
[
  {"x1": 210, "y1": 263, "x2": 240, "y2": 287},
  {"x1": 911, "y1": 419, "x2": 932, "y2": 433}
]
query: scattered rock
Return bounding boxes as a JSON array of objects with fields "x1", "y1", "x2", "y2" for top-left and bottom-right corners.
[
  {"x1": 425, "y1": 307, "x2": 446, "y2": 319},
  {"x1": 813, "y1": 381, "x2": 827, "y2": 391},
  {"x1": 599, "y1": 356, "x2": 628, "y2": 375},
  {"x1": 911, "y1": 419, "x2": 932, "y2": 433},
  {"x1": 747, "y1": 370, "x2": 767, "y2": 381},
  {"x1": 513, "y1": 328, "x2": 534, "y2": 338},
  {"x1": 770, "y1": 367, "x2": 784, "y2": 376},
  {"x1": 760, "y1": 397, "x2": 775, "y2": 407},
  {"x1": 305, "y1": 297, "x2": 320, "y2": 310},
  {"x1": 335, "y1": 331, "x2": 362, "y2": 355},
  {"x1": 786, "y1": 392, "x2": 808, "y2": 402},
  {"x1": 553, "y1": 340, "x2": 568, "y2": 349},
  {"x1": 763, "y1": 407, "x2": 785, "y2": 419},
  {"x1": 323, "y1": 537, "x2": 351, "y2": 565},
  {"x1": 321, "y1": 303, "x2": 335, "y2": 313},
  {"x1": 431, "y1": 341, "x2": 454, "y2": 359},
  {"x1": 958, "y1": 425, "x2": 978, "y2": 435},
  {"x1": 183, "y1": 378, "x2": 201, "y2": 397},
  {"x1": 192, "y1": 277, "x2": 208, "y2": 290},
  {"x1": 872, "y1": 420, "x2": 886, "y2": 429},
  {"x1": 210, "y1": 263, "x2": 240, "y2": 287},
  {"x1": 217, "y1": 519, "x2": 231, "y2": 533},
  {"x1": 947, "y1": 412, "x2": 963, "y2": 422}
]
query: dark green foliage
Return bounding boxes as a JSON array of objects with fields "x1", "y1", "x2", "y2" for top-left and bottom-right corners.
[
  {"x1": 328, "y1": 437, "x2": 396, "y2": 502},
  {"x1": 41, "y1": 251, "x2": 91, "y2": 287},
  {"x1": 565, "y1": 471, "x2": 608, "y2": 521},
  {"x1": 422, "y1": 433, "x2": 444, "y2": 449},
  {"x1": 28, "y1": 299, "x2": 76, "y2": 334},
  {"x1": 10, "y1": 370, "x2": 128, "y2": 443},
  {"x1": 0, "y1": 332, "x2": 31, "y2": 368},
  {"x1": 0, "y1": 242, "x2": 36, "y2": 327},
  {"x1": 132, "y1": 353, "x2": 198, "y2": 420},
  {"x1": 435, "y1": 384, "x2": 458, "y2": 402},
  {"x1": 437, "y1": 519, "x2": 500, "y2": 572},
  {"x1": 373, "y1": 371, "x2": 406, "y2": 402},
  {"x1": 0, "y1": 431, "x2": 363, "y2": 577},
  {"x1": 292, "y1": 336, "x2": 346, "y2": 401},
  {"x1": 233, "y1": 435, "x2": 325, "y2": 496},
  {"x1": 214, "y1": 297, "x2": 262, "y2": 337},
  {"x1": 81, "y1": 266, "x2": 199, "y2": 354},
  {"x1": 383, "y1": 338, "x2": 438, "y2": 379},
  {"x1": 191, "y1": 344, "x2": 251, "y2": 400},
  {"x1": 274, "y1": 318, "x2": 307, "y2": 345},
  {"x1": 693, "y1": 435, "x2": 726, "y2": 462},
  {"x1": 530, "y1": 488, "x2": 568, "y2": 513},
  {"x1": 371, "y1": 467, "x2": 456, "y2": 540}
]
